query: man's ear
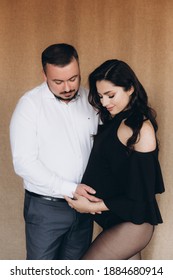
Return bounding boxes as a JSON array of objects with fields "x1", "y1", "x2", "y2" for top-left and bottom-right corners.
[{"x1": 42, "y1": 69, "x2": 47, "y2": 81}]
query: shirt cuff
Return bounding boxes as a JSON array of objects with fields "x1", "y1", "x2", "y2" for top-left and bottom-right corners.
[
  {"x1": 50, "y1": 176, "x2": 77, "y2": 198},
  {"x1": 60, "y1": 181, "x2": 78, "y2": 198}
]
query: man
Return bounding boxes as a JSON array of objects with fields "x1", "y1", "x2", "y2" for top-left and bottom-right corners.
[{"x1": 10, "y1": 43, "x2": 99, "y2": 259}]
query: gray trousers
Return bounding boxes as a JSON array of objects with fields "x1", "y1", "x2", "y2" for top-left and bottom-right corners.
[{"x1": 24, "y1": 191, "x2": 93, "y2": 260}]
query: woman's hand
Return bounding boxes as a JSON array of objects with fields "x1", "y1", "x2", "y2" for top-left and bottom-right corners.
[
  {"x1": 64, "y1": 193, "x2": 109, "y2": 214},
  {"x1": 64, "y1": 193, "x2": 94, "y2": 213},
  {"x1": 76, "y1": 183, "x2": 102, "y2": 202}
]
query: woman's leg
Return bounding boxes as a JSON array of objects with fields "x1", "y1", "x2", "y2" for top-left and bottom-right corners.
[
  {"x1": 129, "y1": 252, "x2": 141, "y2": 260},
  {"x1": 81, "y1": 222, "x2": 154, "y2": 260}
]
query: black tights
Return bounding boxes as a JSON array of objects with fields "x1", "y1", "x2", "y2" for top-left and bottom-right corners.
[{"x1": 81, "y1": 222, "x2": 154, "y2": 260}]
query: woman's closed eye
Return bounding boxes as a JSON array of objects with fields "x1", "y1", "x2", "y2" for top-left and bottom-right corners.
[
  {"x1": 98, "y1": 95, "x2": 115, "y2": 99},
  {"x1": 109, "y1": 95, "x2": 115, "y2": 99},
  {"x1": 98, "y1": 93, "x2": 115, "y2": 99}
]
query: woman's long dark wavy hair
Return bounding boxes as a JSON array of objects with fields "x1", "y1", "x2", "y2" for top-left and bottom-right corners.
[{"x1": 88, "y1": 59, "x2": 158, "y2": 151}]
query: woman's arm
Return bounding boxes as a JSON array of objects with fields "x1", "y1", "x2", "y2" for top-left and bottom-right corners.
[
  {"x1": 134, "y1": 120, "x2": 156, "y2": 152},
  {"x1": 64, "y1": 193, "x2": 109, "y2": 214}
]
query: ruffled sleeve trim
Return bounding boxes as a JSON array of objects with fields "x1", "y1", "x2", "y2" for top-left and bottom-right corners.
[{"x1": 104, "y1": 149, "x2": 164, "y2": 225}]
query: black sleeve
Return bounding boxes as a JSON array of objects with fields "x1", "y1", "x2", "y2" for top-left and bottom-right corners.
[{"x1": 104, "y1": 150, "x2": 165, "y2": 225}]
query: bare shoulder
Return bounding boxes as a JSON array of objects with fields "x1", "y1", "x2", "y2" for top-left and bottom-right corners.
[
  {"x1": 134, "y1": 120, "x2": 156, "y2": 152},
  {"x1": 117, "y1": 119, "x2": 156, "y2": 152},
  {"x1": 117, "y1": 120, "x2": 133, "y2": 146}
]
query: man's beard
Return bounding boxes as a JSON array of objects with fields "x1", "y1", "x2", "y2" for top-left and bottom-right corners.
[
  {"x1": 54, "y1": 90, "x2": 78, "y2": 101},
  {"x1": 46, "y1": 82, "x2": 79, "y2": 101}
]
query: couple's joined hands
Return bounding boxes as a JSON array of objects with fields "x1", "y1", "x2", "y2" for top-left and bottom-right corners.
[{"x1": 64, "y1": 184, "x2": 108, "y2": 214}]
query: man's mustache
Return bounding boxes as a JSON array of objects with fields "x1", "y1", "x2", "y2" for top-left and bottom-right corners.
[{"x1": 60, "y1": 90, "x2": 75, "y2": 95}]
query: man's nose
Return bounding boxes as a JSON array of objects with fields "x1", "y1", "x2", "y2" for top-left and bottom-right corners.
[{"x1": 64, "y1": 81, "x2": 70, "y2": 92}]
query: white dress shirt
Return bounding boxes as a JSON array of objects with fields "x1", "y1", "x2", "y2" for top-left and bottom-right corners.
[{"x1": 10, "y1": 82, "x2": 99, "y2": 198}]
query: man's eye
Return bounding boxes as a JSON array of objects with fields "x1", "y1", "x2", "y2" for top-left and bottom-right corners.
[
  {"x1": 55, "y1": 81, "x2": 62, "y2": 85},
  {"x1": 69, "y1": 77, "x2": 77, "y2": 82}
]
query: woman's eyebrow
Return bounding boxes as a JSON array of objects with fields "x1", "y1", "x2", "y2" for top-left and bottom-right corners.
[{"x1": 98, "y1": 90, "x2": 112, "y2": 95}]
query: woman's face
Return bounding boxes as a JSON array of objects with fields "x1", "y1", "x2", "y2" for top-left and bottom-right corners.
[{"x1": 96, "y1": 80, "x2": 134, "y2": 117}]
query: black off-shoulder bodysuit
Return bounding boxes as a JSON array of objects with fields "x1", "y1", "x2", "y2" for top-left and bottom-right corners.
[{"x1": 81, "y1": 110, "x2": 165, "y2": 229}]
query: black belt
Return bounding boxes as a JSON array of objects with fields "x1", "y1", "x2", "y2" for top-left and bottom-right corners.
[{"x1": 26, "y1": 190, "x2": 66, "y2": 202}]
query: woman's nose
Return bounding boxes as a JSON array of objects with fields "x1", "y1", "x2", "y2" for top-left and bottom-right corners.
[{"x1": 101, "y1": 97, "x2": 110, "y2": 107}]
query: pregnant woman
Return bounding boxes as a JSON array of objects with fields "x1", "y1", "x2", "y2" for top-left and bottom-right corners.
[{"x1": 65, "y1": 59, "x2": 165, "y2": 260}]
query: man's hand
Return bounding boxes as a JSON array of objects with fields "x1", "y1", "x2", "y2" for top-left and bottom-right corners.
[
  {"x1": 75, "y1": 183, "x2": 101, "y2": 202},
  {"x1": 64, "y1": 193, "x2": 102, "y2": 214}
]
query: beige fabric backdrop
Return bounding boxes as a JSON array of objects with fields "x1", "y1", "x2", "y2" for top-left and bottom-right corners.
[{"x1": 0, "y1": 0, "x2": 172, "y2": 259}]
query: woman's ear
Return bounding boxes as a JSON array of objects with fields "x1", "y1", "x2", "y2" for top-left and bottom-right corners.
[{"x1": 128, "y1": 86, "x2": 134, "y2": 96}]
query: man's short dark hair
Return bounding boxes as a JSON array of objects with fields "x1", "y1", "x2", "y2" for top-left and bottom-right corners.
[{"x1": 41, "y1": 43, "x2": 79, "y2": 73}]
